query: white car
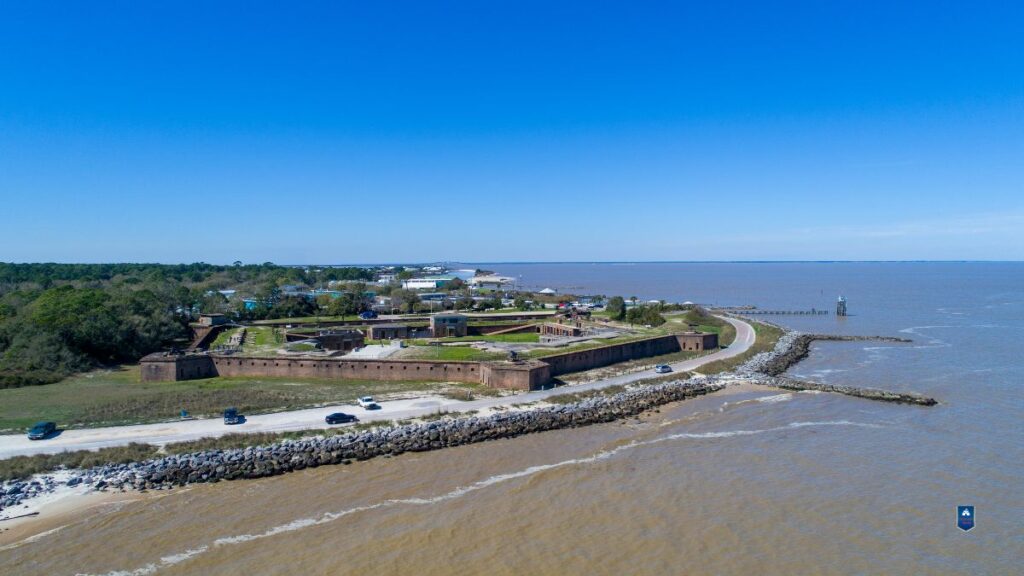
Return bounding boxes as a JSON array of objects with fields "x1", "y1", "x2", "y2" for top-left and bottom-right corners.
[
  {"x1": 358, "y1": 396, "x2": 381, "y2": 410},
  {"x1": 654, "y1": 364, "x2": 672, "y2": 374}
]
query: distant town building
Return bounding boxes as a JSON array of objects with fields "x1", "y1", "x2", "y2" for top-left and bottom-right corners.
[
  {"x1": 310, "y1": 289, "x2": 343, "y2": 299},
  {"x1": 279, "y1": 284, "x2": 307, "y2": 297},
  {"x1": 403, "y1": 275, "x2": 456, "y2": 290},
  {"x1": 242, "y1": 298, "x2": 268, "y2": 311},
  {"x1": 417, "y1": 292, "x2": 448, "y2": 302}
]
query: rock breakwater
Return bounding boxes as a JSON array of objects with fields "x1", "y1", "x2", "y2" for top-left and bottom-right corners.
[
  {"x1": 759, "y1": 376, "x2": 938, "y2": 406},
  {"x1": 736, "y1": 330, "x2": 936, "y2": 405},
  {"x1": 755, "y1": 334, "x2": 912, "y2": 377}
]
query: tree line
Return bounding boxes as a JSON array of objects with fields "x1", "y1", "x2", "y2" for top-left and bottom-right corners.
[{"x1": 0, "y1": 262, "x2": 375, "y2": 388}]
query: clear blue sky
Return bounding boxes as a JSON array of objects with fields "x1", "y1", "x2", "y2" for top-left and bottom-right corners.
[{"x1": 1, "y1": 1, "x2": 1022, "y2": 263}]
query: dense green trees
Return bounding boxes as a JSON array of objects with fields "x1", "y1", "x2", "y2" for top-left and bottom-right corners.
[
  {"x1": 0, "y1": 262, "x2": 376, "y2": 388},
  {"x1": 0, "y1": 284, "x2": 187, "y2": 388},
  {"x1": 606, "y1": 296, "x2": 626, "y2": 320},
  {"x1": 326, "y1": 291, "x2": 364, "y2": 318},
  {"x1": 625, "y1": 305, "x2": 666, "y2": 327}
]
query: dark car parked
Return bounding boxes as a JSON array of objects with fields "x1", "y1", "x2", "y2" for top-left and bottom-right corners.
[
  {"x1": 28, "y1": 421, "x2": 56, "y2": 440},
  {"x1": 325, "y1": 412, "x2": 358, "y2": 425},
  {"x1": 223, "y1": 407, "x2": 242, "y2": 425},
  {"x1": 359, "y1": 311, "x2": 378, "y2": 320}
]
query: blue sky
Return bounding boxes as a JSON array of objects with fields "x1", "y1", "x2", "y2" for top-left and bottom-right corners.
[{"x1": 1, "y1": 1, "x2": 1022, "y2": 263}]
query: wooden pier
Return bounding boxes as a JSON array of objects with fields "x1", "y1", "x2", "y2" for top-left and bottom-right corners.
[{"x1": 720, "y1": 308, "x2": 829, "y2": 316}]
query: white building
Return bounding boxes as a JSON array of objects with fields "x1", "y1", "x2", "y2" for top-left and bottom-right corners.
[{"x1": 402, "y1": 275, "x2": 456, "y2": 290}]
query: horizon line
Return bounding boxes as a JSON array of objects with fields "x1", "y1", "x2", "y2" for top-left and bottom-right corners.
[{"x1": 5, "y1": 259, "x2": 1024, "y2": 266}]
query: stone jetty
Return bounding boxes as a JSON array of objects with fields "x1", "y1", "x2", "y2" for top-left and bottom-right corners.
[
  {"x1": 736, "y1": 330, "x2": 937, "y2": 405},
  {"x1": 760, "y1": 376, "x2": 938, "y2": 406},
  {"x1": 753, "y1": 333, "x2": 912, "y2": 377}
]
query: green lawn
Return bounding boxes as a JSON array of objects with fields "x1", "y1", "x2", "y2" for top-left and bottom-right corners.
[
  {"x1": 210, "y1": 327, "x2": 240, "y2": 348},
  {"x1": 663, "y1": 310, "x2": 737, "y2": 346},
  {"x1": 417, "y1": 332, "x2": 540, "y2": 344},
  {"x1": 398, "y1": 345, "x2": 507, "y2": 362},
  {"x1": 0, "y1": 367, "x2": 481, "y2": 432}
]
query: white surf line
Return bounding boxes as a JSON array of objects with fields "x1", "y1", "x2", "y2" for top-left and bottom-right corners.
[
  {"x1": 88, "y1": 420, "x2": 885, "y2": 576},
  {"x1": 0, "y1": 524, "x2": 70, "y2": 553}
]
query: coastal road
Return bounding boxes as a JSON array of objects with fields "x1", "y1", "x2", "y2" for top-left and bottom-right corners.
[{"x1": 0, "y1": 317, "x2": 755, "y2": 459}]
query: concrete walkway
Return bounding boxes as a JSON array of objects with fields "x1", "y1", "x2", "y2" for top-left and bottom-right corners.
[{"x1": 0, "y1": 317, "x2": 754, "y2": 459}]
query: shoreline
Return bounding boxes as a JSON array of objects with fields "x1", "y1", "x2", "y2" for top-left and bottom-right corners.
[
  {"x1": 0, "y1": 324, "x2": 938, "y2": 539},
  {"x1": 0, "y1": 489, "x2": 134, "y2": 548}
]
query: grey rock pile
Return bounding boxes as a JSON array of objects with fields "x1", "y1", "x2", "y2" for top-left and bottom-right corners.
[
  {"x1": 734, "y1": 329, "x2": 936, "y2": 405},
  {"x1": 0, "y1": 476, "x2": 61, "y2": 512}
]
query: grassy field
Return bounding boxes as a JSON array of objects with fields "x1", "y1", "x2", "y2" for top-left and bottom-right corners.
[
  {"x1": 211, "y1": 326, "x2": 283, "y2": 352},
  {"x1": 0, "y1": 367, "x2": 484, "y2": 432},
  {"x1": 409, "y1": 332, "x2": 540, "y2": 344},
  {"x1": 396, "y1": 345, "x2": 507, "y2": 362}
]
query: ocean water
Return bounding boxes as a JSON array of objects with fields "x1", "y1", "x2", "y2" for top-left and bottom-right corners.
[{"x1": 2, "y1": 262, "x2": 1021, "y2": 575}]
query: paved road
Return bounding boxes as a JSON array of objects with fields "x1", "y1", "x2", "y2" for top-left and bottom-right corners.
[{"x1": 0, "y1": 317, "x2": 754, "y2": 459}]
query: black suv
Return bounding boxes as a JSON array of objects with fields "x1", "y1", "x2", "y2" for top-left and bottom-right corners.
[
  {"x1": 28, "y1": 421, "x2": 56, "y2": 440},
  {"x1": 325, "y1": 412, "x2": 357, "y2": 425},
  {"x1": 223, "y1": 408, "x2": 242, "y2": 425}
]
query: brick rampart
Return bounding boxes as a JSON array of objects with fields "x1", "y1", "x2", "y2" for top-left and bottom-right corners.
[
  {"x1": 541, "y1": 335, "x2": 680, "y2": 376},
  {"x1": 210, "y1": 355, "x2": 482, "y2": 383},
  {"x1": 141, "y1": 331, "x2": 718, "y2": 390}
]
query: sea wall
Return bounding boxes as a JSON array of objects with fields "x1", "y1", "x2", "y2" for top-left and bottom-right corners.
[{"x1": 105, "y1": 378, "x2": 724, "y2": 492}]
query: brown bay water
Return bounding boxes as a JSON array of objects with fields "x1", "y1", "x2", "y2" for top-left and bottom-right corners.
[{"x1": 2, "y1": 263, "x2": 1022, "y2": 574}]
